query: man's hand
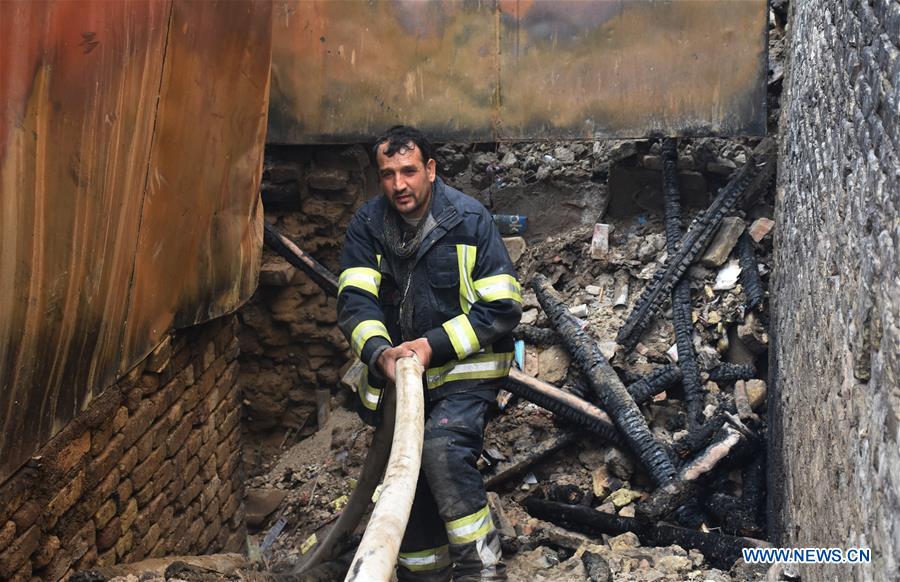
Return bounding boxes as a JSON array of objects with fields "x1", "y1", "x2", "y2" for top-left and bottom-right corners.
[
  {"x1": 399, "y1": 337, "x2": 432, "y2": 370},
  {"x1": 376, "y1": 338, "x2": 433, "y2": 383}
]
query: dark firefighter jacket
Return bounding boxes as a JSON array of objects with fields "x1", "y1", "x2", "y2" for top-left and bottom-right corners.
[{"x1": 337, "y1": 178, "x2": 523, "y2": 423}]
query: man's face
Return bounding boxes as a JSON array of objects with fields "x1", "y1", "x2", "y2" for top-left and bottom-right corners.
[{"x1": 376, "y1": 141, "x2": 436, "y2": 219}]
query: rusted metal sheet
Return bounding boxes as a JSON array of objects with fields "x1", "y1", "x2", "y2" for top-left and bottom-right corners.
[
  {"x1": 267, "y1": 0, "x2": 767, "y2": 144},
  {"x1": 268, "y1": 0, "x2": 498, "y2": 143},
  {"x1": 498, "y1": 0, "x2": 767, "y2": 139},
  {"x1": 0, "y1": 0, "x2": 271, "y2": 484},
  {"x1": 0, "y1": 0, "x2": 172, "y2": 484},
  {"x1": 121, "y1": 0, "x2": 270, "y2": 371}
]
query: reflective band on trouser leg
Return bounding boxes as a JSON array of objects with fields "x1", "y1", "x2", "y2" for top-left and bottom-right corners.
[
  {"x1": 398, "y1": 545, "x2": 451, "y2": 572},
  {"x1": 456, "y1": 244, "x2": 477, "y2": 313},
  {"x1": 445, "y1": 505, "x2": 494, "y2": 545},
  {"x1": 338, "y1": 267, "x2": 382, "y2": 296},
  {"x1": 442, "y1": 314, "x2": 480, "y2": 360},
  {"x1": 358, "y1": 369, "x2": 382, "y2": 411},
  {"x1": 425, "y1": 351, "x2": 513, "y2": 390},
  {"x1": 473, "y1": 274, "x2": 522, "y2": 303},
  {"x1": 350, "y1": 320, "x2": 391, "y2": 358}
]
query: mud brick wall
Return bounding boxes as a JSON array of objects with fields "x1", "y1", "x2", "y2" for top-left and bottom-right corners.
[
  {"x1": 0, "y1": 316, "x2": 246, "y2": 581},
  {"x1": 238, "y1": 146, "x2": 372, "y2": 433},
  {"x1": 771, "y1": 0, "x2": 899, "y2": 580}
]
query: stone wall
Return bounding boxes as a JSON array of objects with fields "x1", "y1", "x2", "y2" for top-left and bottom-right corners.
[
  {"x1": 0, "y1": 316, "x2": 246, "y2": 581},
  {"x1": 237, "y1": 146, "x2": 371, "y2": 434},
  {"x1": 771, "y1": 0, "x2": 899, "y2": 580}
]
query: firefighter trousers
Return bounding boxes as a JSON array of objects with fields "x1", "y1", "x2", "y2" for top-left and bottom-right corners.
[{"x1": 396, "y1": 391, "x2": 506, "y2": 581}]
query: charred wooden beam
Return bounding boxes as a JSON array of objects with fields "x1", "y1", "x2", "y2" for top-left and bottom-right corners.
[
  {"x1": 673, "y1": 413, "x2": 728, "y2": 460},
  {"x1": 638, "y1": 425, "x2": 756, "y2": 523},
  {"x1": 506, "y1": 369, "x2": 625, "y2": 446},
  {"x1": 616, "y1": 139, "x2": 775, "y2": 351},
  {"x1": 661, "y1": 138, "x2": 704, "y2": 431},
  {"x1": 524, "y1": 498, "x2": 770, "y2": 569},
  {"x1": 626, "y1": 365, "x2": 683, "y2": 404},
  {"x1": 484, "y1": 430, "x2": 578, "y2": 489},
  {"x1": 263, "y1": 223, "x2": 339, "y2": 297},
  {"x1": 513, "y1": 324, "x2": 561, "y2": 347},
  {"x1": 532, "y1": 274, "x2": 676, "y2": 486},
  {"x1": 708, "y1": 363, "x2": 757, "y2": 383},
  {"x1": 566, "y1": 364, "x2": 681, "y2": 406},
  {"x1": 737, "y1": 232, "x2": 765, "y2": 311},
  {"x1": 706, "y1": 452, "x2": 766, "y2": 537}
]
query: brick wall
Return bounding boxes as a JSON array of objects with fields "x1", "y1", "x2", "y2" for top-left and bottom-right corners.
[
  {"x1": 0, "y1": 316, "x2": 245, "y2": 581},
  {"x1": 771, "y1": 0, "x2": 899, "y2": 580},
  {"x1": 238, "y1": 145, "x2": 371, "y2": 433}
]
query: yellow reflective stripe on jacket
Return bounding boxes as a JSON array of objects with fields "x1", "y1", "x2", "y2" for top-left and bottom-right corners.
[
  {"x1": 474, "y1": 273, "x2": 522, "y2": 303},
  {"x1": 398, "y1": 545, "x2": 450, "y2": 572},
  {"x1": 456, "y1": 244, "x2": 477, "y2": 313},
  {"x1": 442, "y1": 314, "x2": 480, "y2": 359},
  {"x1": 445, "y1": 504, "x2": 494, "y2": 545},
  {"x1": 358, "y1": 369, "x2": 382, "y2": 411},
  {"x1": 350, "y1": 320, "x2": 390, "y2": 357},
  {"x1": 338, "y1": 267, "x2": 381, "y2": 297},
  {"x1": 425, "y1": 351, "x2": 513, "y2": 390}
]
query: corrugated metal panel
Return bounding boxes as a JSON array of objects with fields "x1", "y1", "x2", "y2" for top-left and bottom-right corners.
[
  {"x1": 267, "y1": 0, "x2": 767, "y2": 144},
  {"x1": 0, "y1": 0, "x2": 271, "y2": 483}
]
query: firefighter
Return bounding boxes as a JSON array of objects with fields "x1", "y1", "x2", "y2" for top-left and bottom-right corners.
[{"x1": 337, "y1": 125, "x2": 522, "y2": 581}]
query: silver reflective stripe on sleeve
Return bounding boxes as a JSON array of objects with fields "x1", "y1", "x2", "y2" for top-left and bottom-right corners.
[
  {"x1": 350, "y1": 320, "x2": 391, "y2": 358},
  {"x1": 473, "y1": 273, "x2": 522, "y2": 303},
  {"x1": 442, "y1": 314, "x2": 480, "y2": 360},
  {"x1": 338, "y1": 267, "x2": 381, "y2": 296}
]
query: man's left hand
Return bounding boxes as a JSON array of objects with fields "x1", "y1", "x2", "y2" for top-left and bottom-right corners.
[{"x1": 397, "y1": 337, "x2": 433, "y2": 370}]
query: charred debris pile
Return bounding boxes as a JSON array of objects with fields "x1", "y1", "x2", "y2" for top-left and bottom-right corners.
[
  {"x1": 248, "y1": 133, "x2": 780, "y2": 581},
  {"x1": 476, "y1": 137, "x2": 777, "y2": 580}
]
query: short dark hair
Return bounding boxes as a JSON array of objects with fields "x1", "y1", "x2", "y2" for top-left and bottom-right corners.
[{"x1": 372, "y1": 125, "x2": 433, "y2": 166}]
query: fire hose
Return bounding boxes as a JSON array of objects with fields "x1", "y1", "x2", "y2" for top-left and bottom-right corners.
[
  {"x1": 289, "y1": 356, "x2": 424, "y2": 581},
  {"x1": 345, "y1": 355, "x2": 425, "y2": 581}
]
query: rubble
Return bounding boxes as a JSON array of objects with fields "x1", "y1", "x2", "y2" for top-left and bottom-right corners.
[
  {"x1": 747, "y1": 217, "x2": 775, "y2": 242},
  {"x1": 701, "y1": 217, "x2": 747, "y2": 267},
  {"x1": 616, "y1": 138, "x2": 776, "y2": 351},
  {"x1": 248, "y1": 128, "x2": 779, "y2": 582},
  {"x1": 590, "y1": 223, "x2": 611, "y2": 260},
  {"x1": 503, "y1": 236, "x2": 528, "y2": 263},
  {"x1": 537, "y1": 345, "x2": 571, "y2": 384}
]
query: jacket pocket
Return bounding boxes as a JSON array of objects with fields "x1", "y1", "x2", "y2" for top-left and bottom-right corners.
[
  {"x1": 426, "y1": 245, "x2": 459, "y2": 288},
  {"x1": 425, "y1": 245, "x2": 461, "y2": 321}
]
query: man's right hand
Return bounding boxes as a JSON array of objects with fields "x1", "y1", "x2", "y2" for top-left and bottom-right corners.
[{"x1": 376, "y1": 345, "x2": 415, "y2": 383}]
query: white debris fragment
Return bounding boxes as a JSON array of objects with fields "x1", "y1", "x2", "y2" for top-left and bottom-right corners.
[
  {"x1": 713, "y1": 259, "x2": 742, "y2": 290},
  {"x1": 520, "y1": 308, "x2": 538, "y2": 325},
  {"x1": 667, "y1": 344, "x2": 679, "y2": 362},
  {"x1": 599, "y1": 341, "x2": 619, "y2": 360},
  {"x1": 613, "y1": 272, "x2": 629, "y2": 307},
  {"x1": 569, "y1": 304, "x2": 589, "y2": 317}
]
